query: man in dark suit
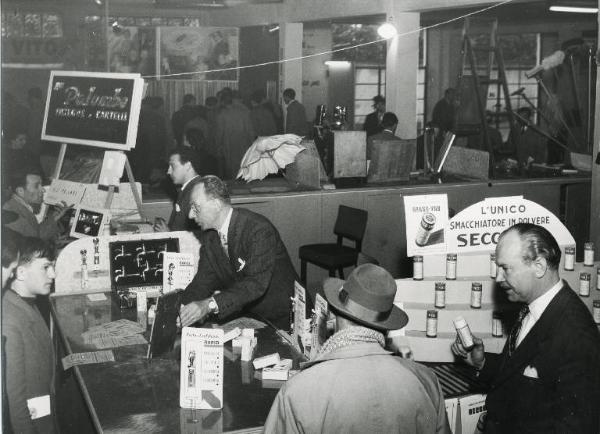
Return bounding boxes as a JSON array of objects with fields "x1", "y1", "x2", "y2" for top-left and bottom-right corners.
[
  {"x1": 283, "y1": 88, "x2": 308, "y2": 136},
  {"x1": 452, "y1": 223, "x2": 600, "y2": 433},
  {"x1": 3, "y1": 237, "x2": 58, "y2": 433},
  {"x1": 363, "y1": 95, "x2": 385, "y2": 137},
  {"x1": 153, "y1": 146, "x2": 203, "y2": 232},
  {"x1": 179, "y1": 175, "x2": 297, "y2": 329},
  {"x1": 366, "y1": 112, "x2": 400, "y2": 160}
]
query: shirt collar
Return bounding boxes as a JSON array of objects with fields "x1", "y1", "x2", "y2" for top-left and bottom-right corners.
[
  {"x1": 528, "y1": 280, "x2": 563, "y2": 321},
  {"x1": 12, "y1": 194, "x2": 34, "y2": 214},
  {"x1": 218, "y1": 207, "x2": 233, "y2": 239},
  {"x1": 181, "y1": 175, "x2": 199, "y2": 191}
]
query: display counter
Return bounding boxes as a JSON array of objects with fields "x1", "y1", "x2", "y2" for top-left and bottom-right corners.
[{"x1": 50, "y1": 292, "x2": 305, "y2": 434}]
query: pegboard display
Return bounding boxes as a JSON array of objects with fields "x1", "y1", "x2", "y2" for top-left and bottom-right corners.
[{"x1": 109, "y1": 238, "x2": 180, "y2": 292}]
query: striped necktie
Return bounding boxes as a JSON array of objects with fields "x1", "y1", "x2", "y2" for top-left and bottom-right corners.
[{"x1": 508, "y1": 305, "x2": 529, "y2": 357}]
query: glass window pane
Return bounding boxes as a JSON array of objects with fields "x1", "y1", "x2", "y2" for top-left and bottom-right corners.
[
  {"x1": 355, "y1": 100, "x2": 374, "y2": 117},
  {"x1": 355, "y1": 84, "x2": 379, "y2": 100},
  {"x1": 355, "y1": 68, "x2": 380, "y2": 84}
]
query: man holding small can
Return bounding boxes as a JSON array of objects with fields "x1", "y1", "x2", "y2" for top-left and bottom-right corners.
[{"x1": 451, "y1": 223, "x2": 600, "y2": 433}]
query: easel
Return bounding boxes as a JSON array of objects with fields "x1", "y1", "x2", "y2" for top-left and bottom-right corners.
[{"x1": 51, "y1": 142, "x2": 145, "y2": 220}]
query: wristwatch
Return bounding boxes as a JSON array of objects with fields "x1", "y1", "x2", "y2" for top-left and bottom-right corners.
[{"x1": 208, "y1": 297, "x2": 219, "y2": 314}]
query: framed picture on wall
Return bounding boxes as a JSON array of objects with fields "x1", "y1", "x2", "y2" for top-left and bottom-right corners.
[{"x1": 71, "y1": 206, "x2": 111, "y2": 239}]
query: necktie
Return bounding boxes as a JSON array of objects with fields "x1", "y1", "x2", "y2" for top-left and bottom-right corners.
[
  {"x1": 508, "y1": 305, "x2": 529, "y2": 357},
  {"x1": 219, "y1": 232, "x2": 229, "y2": 257}
]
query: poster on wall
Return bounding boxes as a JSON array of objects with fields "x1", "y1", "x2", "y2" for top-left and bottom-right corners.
[
  {"x1": 159, "y1": 27, "x2": 238, "y2": 80},
  {"x1": 446, "y1": 196, "x2": 576, "y2": 253},
  {"x1": 404, "y1": 194, "x2": 449, "y2": 257},
  {"x1": 108, "y1": 26, "x2": 157, "y2": 76},
  {"x1": 41, "y1": 71, "x2": 145, "y2": 149}
]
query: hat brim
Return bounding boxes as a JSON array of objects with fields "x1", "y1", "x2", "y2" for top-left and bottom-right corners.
[{"x1": 323, "y1": 278, "x2": 408, "y2": 331}]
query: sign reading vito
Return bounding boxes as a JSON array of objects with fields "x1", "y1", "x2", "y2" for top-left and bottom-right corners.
[{"x1": 42, "y1": 71, "x2": 144, "y2": 150}]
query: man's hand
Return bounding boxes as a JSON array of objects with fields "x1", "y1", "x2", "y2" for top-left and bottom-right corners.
[
  {"x1": 178, "y1": 300, "x2": 212, "y2": 328},
  {"x1": 153, "y1": 217, "x2": 169, "y2": 233},
  {"x1": 50, "y1": 201, "x2": 73, "y2": 222},
  {"x1": 451, "y1": 335, "x2": 486, "y2": 370}
]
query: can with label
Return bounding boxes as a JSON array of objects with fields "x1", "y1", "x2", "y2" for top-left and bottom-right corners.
[
  {"x1": 446, "y1": 253, "x2": 457, "y2": 280},
  {"x1": 415, "y1": 213, "x2": 436, "y2": 247},
  {"x1": 426, "y1": 310, "x2": 438, "y2": 337},
  {"x1": 434, "y1": 282, "x2": 446, "y2": 308},
  {"x1": 580, "y1": 272, "x2": 591, "y2": 297},
  {"x1": 597, "y1": 268, "x2": 600, "y2": 291},
  {"x1": 453, "y1": 316, "x2": 474, "y2": 350},
  {"x1": 490, "y1": 253, "x2": 497, "y2": 278},
  {"x1": 593, "y1": 300, "x2": 600, "y2": 324},
  {"x1": 413, "y1": 256, "x2": 424, "y2": 280},
  {"x1": 564, "y1": 246, "x2": 575, "y2": 271},
  {"x1": 584, "y1": 242, "x2": 595, "y2": 266},
  {"x1": 471, "y1": 282, "x2": 482, "y2": 309},
  {"x1": 492, "y1": 311, "x2": 503, "y2": 337}
]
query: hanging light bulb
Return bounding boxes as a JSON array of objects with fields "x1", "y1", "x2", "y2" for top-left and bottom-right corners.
[{"x1": 377, "y1": 22, "x2": 397, "y2": 39}]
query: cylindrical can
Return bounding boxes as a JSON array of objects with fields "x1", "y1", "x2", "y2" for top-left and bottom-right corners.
[
  {"x1": 597, "y1": 268, "x2": 600, "y2": 291},
  {"x1": 564, "y1": 246, "x2": 575, "y2": 271},
  {"x1": 453, "y1": 316, "x2": 474, "y2": 350},
  {"x1": 148, "y1": 304, "x2": 156, "y2": 326},
  {"x1": 580, "y1": 272, "x2": 591, "y2": 297},
  {"x1": 434, "y1": 282, "x2": 446, "y2": 308},
  {"x1": 593, "y1": 300, "x2": 600, "y2": 324},
  {"x1": 413, "y1": 256, "x2": 424, "y2": 280},
  {"x1": 426, "y1": 310, "x2": 438, "y2": 337},
  {"x1": 415, "y1": 213, "x2": 436, "y2": 247},
  {"x1": 471, "y1": 282, "x2": 482, "y2": 309},
  {"x1": 490, "y1": 253, "x2": 497, "y2": 278},
  {"x1": 584, "y1": 242, "x2": 595, "y2": 266},
  {"x1": 492, "y1": 311, "x2": 503, "y2": 337},
  {"x1": 446, "y1": 253, "x2": 457, "y2": 280}
]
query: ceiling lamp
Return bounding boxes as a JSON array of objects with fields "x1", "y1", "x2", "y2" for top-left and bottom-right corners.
[
  {"x1": 549, "y1": 1, "x2": 598, "y2": 13},
  {"x1": 377, "y1": 22, "x2": 397, "y2": 39}
]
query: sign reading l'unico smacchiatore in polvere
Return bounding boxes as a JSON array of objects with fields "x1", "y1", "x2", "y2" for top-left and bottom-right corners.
[
  {"x1": 41, "y1": 71, "x2": 144, "y2": 150},
  {"x1": 446, "y1": 196, "x2": 574, "y2": 253}
]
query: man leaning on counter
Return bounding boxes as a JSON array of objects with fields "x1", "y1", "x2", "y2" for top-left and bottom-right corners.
[{"x1": 178, "y1": 175, "x2": 298, "y2": 330}]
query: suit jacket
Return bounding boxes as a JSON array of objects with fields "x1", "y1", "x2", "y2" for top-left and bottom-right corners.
[
  {"x1": 479, "y1": 283, "x2": 600, "y2": 433},
  {"x1": 2, "y1": 290, "x2": 56, "y2": 434},
  {"x1": 367, "y1": 129, "x2": 401, "y2": 160},
  {"x1": 168, "y1": 176, "x2": 202, "y2": 231},
  {"x1": 285, "y1": 100, "x2": 308, "y2": 136},
  {"x1": 182, "y1": 208, "x2": 298, "y2": 329},
  {"x1": 2, "y1": 196, "x2": 60, "y2": 241},
  {"x1": 363, "y1": 111, "x2": 383, "y2": 137}
]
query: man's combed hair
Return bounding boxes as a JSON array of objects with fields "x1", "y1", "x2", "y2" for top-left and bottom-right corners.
[
  {"x1": 502, "y1": 223, "x2": 561, "y2": 270},
  {"x1": 18, "y1": 237, "x2": 55, "y2": 266},
  {"x1": 381, "y1": 112, "x2": 398, "y2": 129},
  {"x1": 170, "y1": 145, "x2": 199, "y2": 173},
  {"x1": 283, "y1": 88, "x2": 296, "y2": 99},
  {"x1": 200, "y1": 175, "x2": 231, "y2": 204}
]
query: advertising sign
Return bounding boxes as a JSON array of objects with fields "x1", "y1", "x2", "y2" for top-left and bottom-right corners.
[
  {"x1": 404, "y1": 194, "x2": 449, "y2": 256},
  {"x1": 446, "y1": 196, "x2": 575, "y2": 253},
  {"x1": 42, "y1": 71, "x2": 144, "y2": 149}
]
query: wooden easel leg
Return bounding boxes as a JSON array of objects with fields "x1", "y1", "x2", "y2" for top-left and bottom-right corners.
[{"x1": 124, "y1": 156, "x2": 145, "y2": 220}]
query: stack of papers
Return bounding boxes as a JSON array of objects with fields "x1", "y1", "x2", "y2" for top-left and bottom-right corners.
[{"x1": 82, "y1": 319, "x2": 147, "y2": 349}]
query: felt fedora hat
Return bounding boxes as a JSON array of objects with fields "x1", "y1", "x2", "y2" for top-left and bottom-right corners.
[{"x1": 323, "y1": 264, "x2": 408, "y2": 331}]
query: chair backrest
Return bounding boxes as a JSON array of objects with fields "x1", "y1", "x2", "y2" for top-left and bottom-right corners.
[{"x1": 333, "y1": 205, "x2": 368, "y2": 251}]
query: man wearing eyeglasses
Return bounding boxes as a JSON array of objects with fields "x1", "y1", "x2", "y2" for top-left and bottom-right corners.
[{"x1": 178, "y1": 175, "x2": 297, "y2": 330}]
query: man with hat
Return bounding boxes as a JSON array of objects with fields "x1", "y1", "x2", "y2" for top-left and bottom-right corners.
[
  {"x1": 363, "y1": 95, "x2": 386, "y2": 137},
  {"x1": 264, "y1": 264, "x2": 450, "y2": 433}
]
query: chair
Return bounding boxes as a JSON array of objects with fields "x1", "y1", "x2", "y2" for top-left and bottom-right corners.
[{"x1": 299, "y1": 205, "x2": 368, "y2": 284}]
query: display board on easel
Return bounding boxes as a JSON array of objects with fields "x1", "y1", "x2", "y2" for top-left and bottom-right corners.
[{"x1": 41, "y1": 70, "x2": 145, "y2": 225}]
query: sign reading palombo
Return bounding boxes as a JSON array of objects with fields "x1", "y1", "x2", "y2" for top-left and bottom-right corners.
[{"x1": 42, "y1": 71, "x2": 145, "y2": 150}]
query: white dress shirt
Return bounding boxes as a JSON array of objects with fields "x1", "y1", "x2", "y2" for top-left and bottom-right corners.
[
  {"x1": 516, "y1": 280, "x2": 563, "y2": 346},
  {"x1": 218, "y1": 208, "x2": 233, "y2": 254}
]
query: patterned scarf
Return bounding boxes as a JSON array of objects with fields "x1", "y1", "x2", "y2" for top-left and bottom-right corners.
[{"x1": 316, "y1": 326, "x2": 385, "y2": 359}]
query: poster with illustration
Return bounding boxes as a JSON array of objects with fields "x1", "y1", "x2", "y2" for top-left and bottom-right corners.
[
  {"x1": 108, "y1": 26, "x2": 156, "y2": 76},
  {"x1": 159, "y1": 27, "x2": 238, "y2": 80},
  {"x1": 403, "y1": 194, "x2": 449, "y2": 256}
]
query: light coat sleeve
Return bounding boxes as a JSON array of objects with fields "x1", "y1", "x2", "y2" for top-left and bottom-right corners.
[{"x1": 263, "y1": 387, "x2": 302, "y2": 434}]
